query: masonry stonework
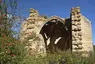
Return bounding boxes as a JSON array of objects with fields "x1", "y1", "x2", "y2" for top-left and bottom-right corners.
[{"x1": 20, "y1": 7, "x2": 93, "y2": 56}]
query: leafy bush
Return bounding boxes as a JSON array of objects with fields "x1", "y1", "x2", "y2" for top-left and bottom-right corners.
[{"x1": 0, "y1": 36, "x2": 27, "y2": 64}]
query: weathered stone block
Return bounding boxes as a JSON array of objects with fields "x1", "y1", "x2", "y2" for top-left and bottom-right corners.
[
  {"x1": 72, "y1": 25, "x2": 79, "y2": 31},
  {"x1": 77, "y1": 22, "x2": 81, "y2": 25},
  {"x1": 27, "y1": 25, "x2": 34, "y2": 29},
  {"x1": 78, "y1": 31, "x2": 82, "y2": 36}
]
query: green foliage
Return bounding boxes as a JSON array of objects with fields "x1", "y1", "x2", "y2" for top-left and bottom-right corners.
[
  {"x1": 0, "y1": 40, "x2": 95, "y2": 64},
  {"x1": 93, "y1": 45, "x2": 95, "y2": 52},
  {"x1": 0, "y1": 0, "x2": 18, "y2": 37},
  {"x1": 0, "y1": 36, "x2": 27, "y2": 64},
  {"x1": 14, "y1": 50, "x2": 95, "y2": 64}
]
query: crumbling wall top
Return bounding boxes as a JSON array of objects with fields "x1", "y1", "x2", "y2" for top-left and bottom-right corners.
[{"x1": 30, "y1": 8, "x2": 38, "y2": 13}]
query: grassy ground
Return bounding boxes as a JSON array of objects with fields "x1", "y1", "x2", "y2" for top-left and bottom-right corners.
[
  {"x1": 21, "y1": 50, "x2": 95, "y2": 64},
  {"x1": 0, "y1": 36, "x2": 95, "y2": 64}
]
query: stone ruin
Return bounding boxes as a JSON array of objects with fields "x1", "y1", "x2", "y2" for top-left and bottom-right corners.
[{"x1": 20, "y1": 7, "x2": 93, "y2": 56}]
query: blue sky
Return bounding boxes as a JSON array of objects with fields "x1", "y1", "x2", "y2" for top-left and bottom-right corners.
[{"x1": 19, "y1": 0, "x2": 95, "y2": 45}]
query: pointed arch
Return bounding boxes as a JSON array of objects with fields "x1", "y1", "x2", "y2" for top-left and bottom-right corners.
[{"x1": 39, "y1": 16, "x2": 66, "y2": 34}]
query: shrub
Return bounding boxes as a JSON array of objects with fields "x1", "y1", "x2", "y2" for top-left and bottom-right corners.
[{"x1": 0, "y1": 36, "x2": 27, "y2": 64}]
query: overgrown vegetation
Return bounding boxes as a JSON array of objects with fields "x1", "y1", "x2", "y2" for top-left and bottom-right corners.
[
  {"x1": 0, "y1": 0, "x2": 95, "y2": 64},
  {"x1": 18, "y1": 50, "x2": 94, "y2": 64},
  {"x1": 0, "y1": 0, "x2": 27, "y2": 64},
  {"x1": 0, "y1": 36, "x2": 27, "y2": 64}
]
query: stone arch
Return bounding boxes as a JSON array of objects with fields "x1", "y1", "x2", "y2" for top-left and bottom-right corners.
[
  {"x1": 40, "y1": 16, "x2": 71, "y2": 52},
  {"x1": 39, "y1": 16, "x2": 65, "y2": 31}
]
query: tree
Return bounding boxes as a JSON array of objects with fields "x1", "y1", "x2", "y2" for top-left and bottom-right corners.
[
  {"x1": 0, "y1": 0, "x2": 18, "y2": 37},
  {"x1": 0, "y1": 0, "x2": 27, "y2": 64}
]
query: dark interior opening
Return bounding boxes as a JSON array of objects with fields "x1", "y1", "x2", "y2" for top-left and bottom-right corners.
[{"x1": 40, "y1": 19, "x2": 71, "y2": 52}]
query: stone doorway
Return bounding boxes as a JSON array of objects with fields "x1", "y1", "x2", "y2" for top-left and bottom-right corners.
[{"x1": 40, "y1": 16, "x2": 72, "y2": 52}]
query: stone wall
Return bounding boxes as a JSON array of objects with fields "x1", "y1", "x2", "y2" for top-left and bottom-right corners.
[
  {"x1": 20, "y1": 8, "x2": 46, "y2": 56},
  {"x1": 81, "y1": 15, "x2": 93, "y2": 52},
  {"x1": 71, "y1": 7, "x2": 83, "y2": 52},
  {"x1": 71, "y1": 7, "x2": 93, "y2": 53},
  {"x1": 20, "y1": 7, "x2": 93, "y2": 56}
]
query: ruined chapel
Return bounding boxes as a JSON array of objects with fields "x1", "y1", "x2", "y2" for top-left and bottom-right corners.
[{"x1": 20, "y1": 7, "x2": 93, "y2": 55}]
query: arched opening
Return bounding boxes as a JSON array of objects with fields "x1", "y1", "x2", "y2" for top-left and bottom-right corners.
[{"x1": 40, "y1": 16, "x2": 71, "y2": 52}]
